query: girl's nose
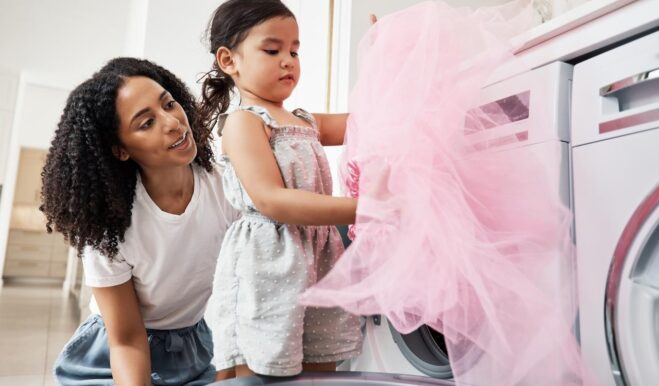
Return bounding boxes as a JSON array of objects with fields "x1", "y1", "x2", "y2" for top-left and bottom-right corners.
[{"x1": 281, "y1": 58, "x2": 294, "y2": 69}]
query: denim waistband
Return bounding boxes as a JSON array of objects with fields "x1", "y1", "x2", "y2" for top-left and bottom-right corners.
[{"x1": 89, "y1": 314, "x2": 207, "y2": 353}]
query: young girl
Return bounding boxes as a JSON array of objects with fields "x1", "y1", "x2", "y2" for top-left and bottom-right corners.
[
  {"x1": 41, "y1": 57, "x2": 237, "y2": 385},
  {"x1": 201, "y1": 0, "x2": 363, "y2": 379}
]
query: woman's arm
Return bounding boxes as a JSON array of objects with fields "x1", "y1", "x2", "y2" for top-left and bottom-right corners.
[
  {"x1": 313, "y1": 113, "x2": 348, "y2": 146},
  {"x1": 222, "y1": 111, "x2": 356, "y2": 225},
  {"x1": 93, "y1": 280, "x2": 151, "y2": 386}
]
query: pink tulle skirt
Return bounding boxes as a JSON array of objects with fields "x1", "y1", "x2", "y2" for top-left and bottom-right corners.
[{"x1": 300, "y1": 1, "x2": 594, "y2": 385}]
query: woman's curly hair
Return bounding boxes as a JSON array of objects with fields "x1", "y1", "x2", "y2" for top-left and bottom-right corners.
[{"x1": 40, "y1": 57, "x2": 214, "y2": 259}]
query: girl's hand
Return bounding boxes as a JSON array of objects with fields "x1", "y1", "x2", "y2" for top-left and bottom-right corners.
[{"x1": 345, "y1": 160, "x2": 359, "y2": 240}]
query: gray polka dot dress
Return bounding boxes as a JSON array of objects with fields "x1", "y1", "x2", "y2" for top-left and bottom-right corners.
[{"x1": 206, "y1": 106, "x2": 363, "y2": 377}]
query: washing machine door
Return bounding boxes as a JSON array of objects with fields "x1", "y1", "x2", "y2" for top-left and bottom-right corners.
[{"x1": 605, "y1": 186, "x2": 659, "y2": 386}]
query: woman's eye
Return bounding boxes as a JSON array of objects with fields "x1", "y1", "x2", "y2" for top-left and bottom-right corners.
[
  {"x1": 291, "y1": 52, "x2": 298, "y2": 58},
  {"x1": 165, "y1": 100, "x2": 176, "y2": 109},
  {"x1": 140, "y1": 118, "x2": 154, "y2": 129},
  {"x1": 264, "y1": 49, "x2": 279, "y2": 55}
]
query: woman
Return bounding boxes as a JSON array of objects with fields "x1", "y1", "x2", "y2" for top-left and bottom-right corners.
[{"x1": 41, "y1": 57, "x2": 237, "y2": 385}]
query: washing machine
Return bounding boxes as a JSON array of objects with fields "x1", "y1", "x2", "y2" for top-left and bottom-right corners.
[
  {"x1": 571, "y1": 29, "x2": 659, "y2": 386},
  {"x1": 345, "y1": 60, "x2": 577, "y2": 381}
]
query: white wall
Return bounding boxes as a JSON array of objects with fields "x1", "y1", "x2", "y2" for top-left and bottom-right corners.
[
  {"x1": 0, "y1": 0, "x2": 135, "y2": 187},
  {"x1": 0, "y1": 0, "x2": 134, "y2": 88},
  {"x1": 141, "y1": 0, "x2": 221, "y2": 96},
  {"x1": 0, "y1": 72, "x2": 18, "y2": 186},
  {"x1": 283, "y1": 0, "x2": 331, "y2": 113},
  {"x1": 14, "y1": 84, "x2": 69, "y2": 149},
  {"x1": 124, "y1": 0, "x2": 150, "y2": 58}
]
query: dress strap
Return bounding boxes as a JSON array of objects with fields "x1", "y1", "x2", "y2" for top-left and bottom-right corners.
[
  {"x1": 291, "y1": 108, "x2": 317, "y2": 129},
  {"x1": 238, "y1": 105, "x2": 277, "y2": 127}
]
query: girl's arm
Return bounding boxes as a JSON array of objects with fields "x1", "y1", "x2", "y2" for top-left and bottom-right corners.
[
  {"x1": 93, "y1": 280, "x2": 151, "y2": 386},
  {"x1": 313, "y1": 113, "x2": 348, "y2": 146},
  {"x1": 222, "y1": 111, "x2": 356, "y2": 225},
  {"x1": 311, "y1": 14, "x2": 375, "y2": 147}
]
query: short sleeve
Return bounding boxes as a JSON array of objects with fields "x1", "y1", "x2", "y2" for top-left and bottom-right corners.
[
  {"x1": 214, "y1": 163, "x2": 242, "y2": 226},
  {"x1": 223, "y1": 194, "x2": 242, "y2": 225},
  {"x1": 82, "y1": 246, "x2": 132, "y2": 287}
]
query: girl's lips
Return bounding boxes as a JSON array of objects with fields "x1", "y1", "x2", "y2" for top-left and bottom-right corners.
[{"x1": 280, "y1": 76, "x2": 295, "y2": 85}]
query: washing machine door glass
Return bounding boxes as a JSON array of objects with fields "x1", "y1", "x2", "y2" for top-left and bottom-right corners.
[
  {"x1": 606, "y1": 187, "x2": 659, "y2": 386},
  {"x1": 388, "y1": 320, "x2": 454, "y2": 379}
]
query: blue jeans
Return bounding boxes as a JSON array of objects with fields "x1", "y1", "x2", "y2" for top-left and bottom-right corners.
[{"x1": 53, "y1": 314, "x2": 216, "y2": 385}]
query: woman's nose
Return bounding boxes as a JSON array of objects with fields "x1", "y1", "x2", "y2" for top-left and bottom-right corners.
[{"x1": 162, "y1": 112, "x2": 181, "y2": 132}]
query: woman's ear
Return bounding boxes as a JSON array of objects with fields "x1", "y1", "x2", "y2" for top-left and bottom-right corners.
[
  {"x1": 216, "y1": 47, "x2": 237, "y2": 76},
  {"x1": 112, "y1": 145, "x2": 130, "y2": 161}
]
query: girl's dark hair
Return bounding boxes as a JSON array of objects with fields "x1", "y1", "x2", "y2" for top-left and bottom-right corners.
[
  {"x1": 199, "y1": 0, "x2": 295, "y2": 132},
  {"x1": 40, "y1": 57, "x2": 214, "y2": 259}
]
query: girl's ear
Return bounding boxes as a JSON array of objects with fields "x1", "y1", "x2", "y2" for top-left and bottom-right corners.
[
  {"x1": 216, "y1": 47, "x2": 237, "y2": 76},
  {"x1": 112, "y1": 145, "x2": 130, "y2": 161}
]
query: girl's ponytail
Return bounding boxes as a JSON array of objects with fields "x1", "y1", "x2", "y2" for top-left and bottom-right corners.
[{"x1": 199, "y1": 63, "x2": 234, "y2": 135}]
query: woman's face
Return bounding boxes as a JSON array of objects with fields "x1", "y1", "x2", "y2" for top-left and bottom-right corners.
[{"x1": 114, "y1": 76, "x2": 196, "y2": 169}]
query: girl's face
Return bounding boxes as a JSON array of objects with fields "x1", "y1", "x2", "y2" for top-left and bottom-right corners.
[
  {"x1": 114, "y1": 76, "x2": 197, "y2": 169},
  {"x1": 229, "y1": 16, "x2": 300, "y2": 104}
]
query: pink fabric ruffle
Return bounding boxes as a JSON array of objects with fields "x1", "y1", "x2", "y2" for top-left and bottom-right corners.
[{"x1": 300, "y1": 1, "x2": 594, "y2": 385}]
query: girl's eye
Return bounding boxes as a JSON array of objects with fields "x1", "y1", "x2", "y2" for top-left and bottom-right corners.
[
  {"x1": 164, "y1": 100, "x2": 176, "y2": 110},
  {"x1": 264, "y1": 49, "x2": 279, "y2": 55},
  {"x1": 291, "y1": 52, "x2": 298, "y2": 58},
  {"x1": 140, "y1": 118, "x2": 154, "y2": 130}
]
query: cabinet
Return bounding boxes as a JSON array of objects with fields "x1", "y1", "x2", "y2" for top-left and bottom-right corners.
[
  {"x1": 13, "y1": 148, "x2": 47, "y2": 206},
  {"x1": 4, "y1": 229, "x2": 68, "y2": 278},
  {"x1": 2, "y1": 147, "x2": 70, "y2": 280}
]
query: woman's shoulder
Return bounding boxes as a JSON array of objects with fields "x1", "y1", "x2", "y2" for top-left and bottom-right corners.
[
  {"x1": 192, "y1": 161, "x2": 242, "y2": 224},
  {"x1": 193, "y1": 162, "x2": 229, "y2": 198},
  {"x1": 193, "y1": 161, "x2": 221, "y2": 184}
]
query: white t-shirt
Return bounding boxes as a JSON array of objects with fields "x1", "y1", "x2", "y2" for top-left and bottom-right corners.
[{"x1": 82, "y1": 164, "x2": 239, "y2": 329}]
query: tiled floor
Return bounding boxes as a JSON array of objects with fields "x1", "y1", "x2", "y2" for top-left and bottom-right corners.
[{"x1": 0, "y1": 280, "x2": 79, "y2": 386}]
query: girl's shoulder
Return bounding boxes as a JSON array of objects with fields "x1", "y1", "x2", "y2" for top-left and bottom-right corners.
[
  {"x1": 232, "y1": 105, "x2": 315, "y2": 128},
  {"x1": 218, "y1": 108, "x2": 267, "y2": 137},
  {"x1": 219, "y1": 105, "x2": 317, "y2": 140}
]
